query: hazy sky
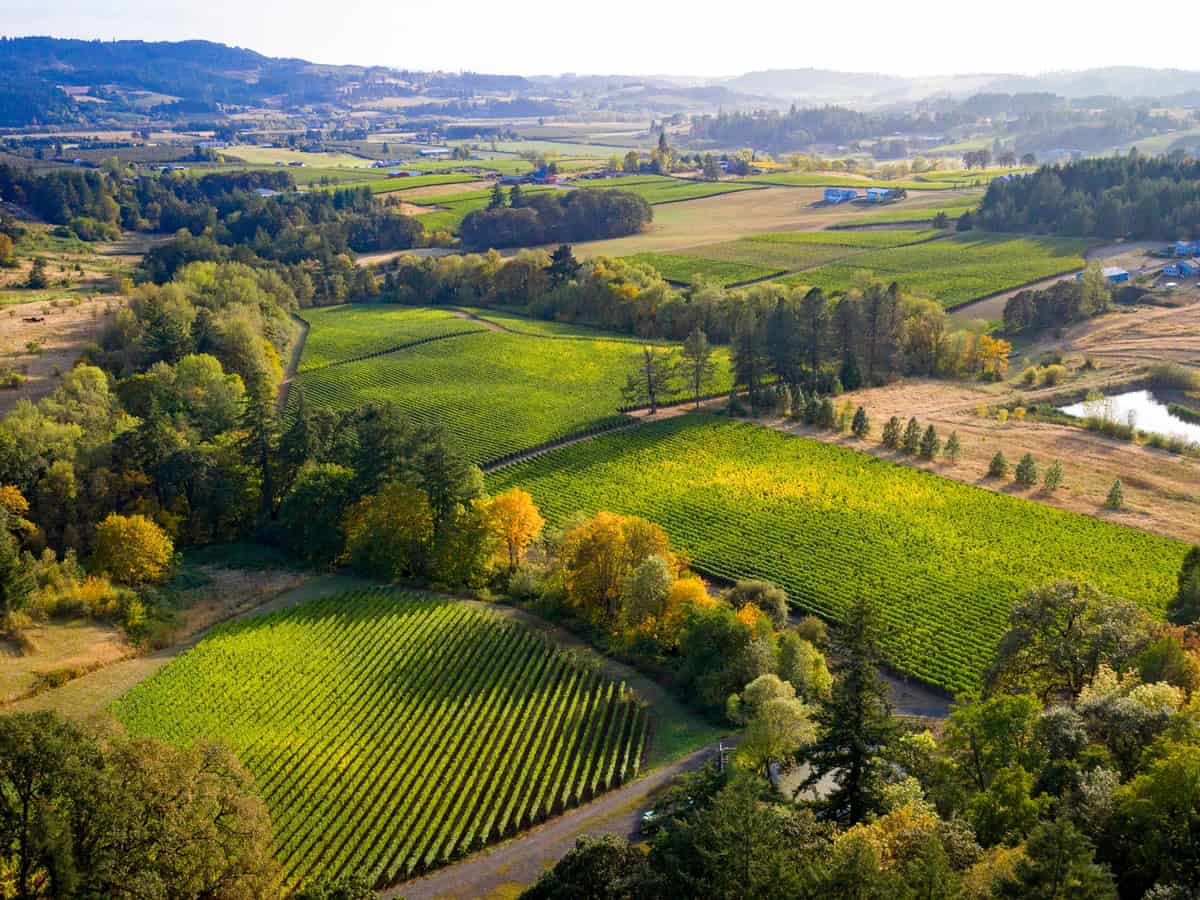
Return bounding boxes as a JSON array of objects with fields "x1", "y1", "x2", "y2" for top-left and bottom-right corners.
[{"x1": 5, "y1": 0, "x2": 1189, "y2": 78}]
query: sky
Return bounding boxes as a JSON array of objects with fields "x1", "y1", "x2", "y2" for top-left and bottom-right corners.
[{"x1": 5, "y1": 0, "x2": 1192, "y2": 79}]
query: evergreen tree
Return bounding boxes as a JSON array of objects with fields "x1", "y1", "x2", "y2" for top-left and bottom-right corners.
[
  {"x1": 0, "y1": 509, "x2": 32, "y2": 618},
  {"x1": 839, "y1": 350, "x2": 863, "y2": 391},
  {"x1": 919, "y1": 424, "x2": 941, "y2": 459},
  {"x1": 999, "y1": 818, "x2": 1115, "y2": 899},
  {"x1": 622, "y1": 345, "x2": 677, "y2": 415},
  {"x1": 943, "y1": 430, "x2": 963, "y2": 462},
  {"x1": 881, "y1": 416, "x2": 902, "y2": 449},
  {"x1": 803, "y1": 599, "x2": 896, "y2": 825},
  {"x1": 26, "y1": 257, "x2": 48, "y2": 289},
  {"x1": 678, "y1": 327, "x2": 716, "y2": 408},
  {"x1": 487, "y1": 182, "x2": 505, "y2": 210},
  {"x1": 803, "y1": 392, "x2": 822, "y2": 425},
  {"x1": 1106, "y1": 479, "x2": 1124, "y2": 510},
  {"x1": 546, "y1": 244, "x2": 581, "y2": 286},
  {"x1": 702, "y1": 153, "x2": 721, "y2": 181},
  {"x1": 239, "y1": 384, "x2": 280, "y2": 521},
  {"x1": 818, "y1": 397, "x2": 836, "y2": 430},
  {"x1": 509, "y1": 183, "x2": 524, "y2": 208},
  {"x1": 1043, "y1": 459, "x2": 1063, "y2": 490},
  {"x1": 851, "y1": 406, "x2": 870, "y2": 439},
  {"x1": 1167, "y1": 546, "x2": 1200, "y2": 627},
  {"x1": 1015, "y1": 453, "x2": 1038, "y2": 486},
  {"x1": 988, "y1": 451, "x2": 1009, "y2": 478},
  {"x1": 901, "y1": 417, "x2": 922, "y2": 454}
]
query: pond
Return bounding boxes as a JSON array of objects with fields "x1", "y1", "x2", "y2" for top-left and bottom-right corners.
[{"x1": 1059, "y1": 389, "x2": 1200, "y2": 444}]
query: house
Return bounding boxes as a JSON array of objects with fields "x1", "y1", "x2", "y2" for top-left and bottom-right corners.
[
  {"x1": 1173, "y1": 240, "x2": 1200, "y2": 257},
  {"x1": 824, "y1": 187, "x2": 859, "y2": 204},
  {"x1": 1102, "y1": 266, "x2": 1130, "y2": 284},
  {"x1": 528, "y1": 169, "x2": 558, "y2": 185},
  {"x1": 287, "y1": 161, "x2": 305, "y2": 167}
]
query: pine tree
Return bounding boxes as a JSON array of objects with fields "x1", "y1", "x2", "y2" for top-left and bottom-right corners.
[
  {"x1": 678, "y1": 327, "x2": 716, "y2": 408},
  {"x1": 487, "y1": 182, "x2": 505, "y2": 210},
  {"x1": 851, "y1": 406, "x2": 870, "y2": 439},
  {"x1": 1015, "y1": 453, "x2": 1038, "y2": 485},
  {"x1": 881, "y1": 416, "x2": 902, "y2": 449},
  {"x1": 918, "y1": 424, "x2": 941, "y2": 459},
  {"x1": 803, "y1": 393, "x2": 821, "y2": 426},
  {"x1": 839, "y1": 351, "x2": 863, "y2": 391},
  {"x1": 901, "y1": 417, "x2": 922, "y2": 454},
  {"x1": 239, "y1": 384, "x2": 281, "y2": 521},
  {"x1": 1041, "y1": 459, "x2": 1062, "y2": 490},
  {"x1": 1167, "y1": 546, "x2": 1200, "y2": 627},
  {"x1": 509, "y1": 183, "x2": 524, "y2": 208},
  {"x1": 26, "y1": 257, "x2": 48, "y2": 289},
  {"x1": 988, "y1": 451, "x2": 1009, "y2": 478},
  {"x1": 818, "y1": 397, "x2": 836, "y2": 430},
  {"x1": 804, "y1": 599, "x2": 896, "y2": 825},
  {"x1": 943, "y1": 431, "x2": 963, "y2": 462},
  {"x1": 1105, "y1": 479, "x2": 1124, "y2": 510}
]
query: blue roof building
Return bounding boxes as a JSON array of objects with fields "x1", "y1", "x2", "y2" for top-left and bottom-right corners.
[
  {"x1": 1102, "y1": 266, "x2": 1130, "y2": 284},
  {"x1": 824, "y1": 187, "x2": 859, "y2": 204}
]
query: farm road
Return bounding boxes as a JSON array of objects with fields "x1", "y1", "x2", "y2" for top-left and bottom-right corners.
[{"x1": 385, "y1": 741, "x2": 722, "y2": 900}]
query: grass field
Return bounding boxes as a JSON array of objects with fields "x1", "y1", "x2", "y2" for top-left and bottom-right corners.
[
  {"x1": 624, "y1": 253, "x2": 783, "y2": 286},
  {"x1": 223, "y1": 147, "x2": 374, "y2": 168},
  {"x1": 311, "y1": 173, "x2": 481, "y2": 195},
  {"x1": 488, "y1": 415, "x2": 1186, "y2": 694},
  {"x1": 837, "y1": 201, "x2": 981, "y2": 228},
  {"x1": 579, "y1": 175, "x2": 763, "y2": 204},
  {"x1": 780, "y1": 232, "x2": 1094, "y2": 308},
  {"x1": 113, "y1": 590, "x2": 650, "y2": 888},
  {"x1": 406, "y1": 186, "x2": 561, "y2": 232},
  {"x1": 746, "y1": 173, "x2": 961, "y2": 191},
  {"x1": 296, "y1": 305, "x2": 485, "y2": 372},
  {"x1": 291, "y1": 306, "x2": 732, "y2": 464}
]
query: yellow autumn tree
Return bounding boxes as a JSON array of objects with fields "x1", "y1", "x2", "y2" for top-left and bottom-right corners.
[
  {"x1": 92, "y1": 514, "x2": 174, "y2": 585},
  {"x1": 341, "y1": 482, "x2": 434, "y2": 581},
  {"x1": 484, "y1": 488, "x2": 545, "y2": 572},
  {"x1": 559, "y1": 511, "x2": 677, "y2": 628}
]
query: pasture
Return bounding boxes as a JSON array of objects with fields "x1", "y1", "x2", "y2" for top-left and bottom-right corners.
[
  {"x1": 488, "y1": 414, "x2": 1185, "y2": 694},
  {"x1": 290, "y1": 306, "x2": 731, "y2": 464},
  {"x1": 112, "y1": 590, "x2": 650, "y2": 888}
]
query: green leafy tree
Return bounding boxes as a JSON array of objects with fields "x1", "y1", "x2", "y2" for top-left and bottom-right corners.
[
  {"x1": 803, "y1": 599, "x2": 896, "y2": 825},
  {"x1": 238, "y1": 383, "x2": 280, "y2": 520},
  {"x1": 901, "y1": 417, "x2": 922, "y2": 454},
  {"x1": 851, "y1": 406, "x2": 870, "y2": 439},
  {"x1": 988, "y1": 451, "x2": 1009, "y2": 478},
  {"x1": 342, "y1": 481, "x2": 434, "y2": 580},
  {"x1": 944, "y1": 693, "x2": 1044, "y2": 794},
  {"x1": 881, "y1": 416, "x2": 902, "y2": 449},
  {"x1": 1044, "y1": 459, "x2": 1064, "y2": 491},
  {"x1": 278, "y1": 463, "x2": 357, "y2": 565},
  {"x1": 1015, "y1": 453, "x2": 1039, "y2": 486},
  {"x1": 522, "y1": 834, "x2": 652, "y2": 900},
  {"x1": 726, "y1": 579, "x2": 789, "y2": 628},
  {"x1": 0, "y1": 508, "x2": 33, "y2": 618},
  {"x1": 1105, "y1": 479, "x2": 1124, "y2": 510},
  {"x1": 919, "y1": 424, "x2": 941, "y2": 459},
  {"x1": 702, "y1": 153, "x2": 721, "y2": 181},
  {"x1": 969, "y1": 765, "x2": 1046, "y2": 847},
  {"x1": 678, "y1": 327, "x2": 716, "y2": 408}
]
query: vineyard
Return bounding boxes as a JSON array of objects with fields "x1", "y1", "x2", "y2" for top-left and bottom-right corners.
[
  {"x1": 624, "y1": 252, "x2": 782, "y2": 286},
  {"x1": 297, "y1": 305, "x2": 484, "y2": 371},
  {"x1": 291, "y1": 309, "x2": 732, "y2": 464},
  {"x1": 111, "y1": 590, "x2": 649, "y2": 889},
  {"x1": 577, "y1": 175, "x2": 763, "y2": 204},
  {"x1": 836, "y1": 200, "x2": 981, "y2": 228},
  {"x1": 779, "y1": 232, "x2": 1094, "y2": 308},
  {"x1": 487, "y1": 414, "x2": 1185, "y2": 693}
]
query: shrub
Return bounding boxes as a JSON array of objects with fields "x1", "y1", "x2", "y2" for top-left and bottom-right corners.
[
  {"x1": 851, "y1": 406, "x2": 870, "y2": 439},
  {"x1": 1149, "y1": 362, "x2": 1200, "y2": 393},
  {"x1": 1042, "y1": 364, "x2": 1067, "y2": 386},
  {"x1": 988, "y1": 451, "x2": 1009, "y2": 478},
  {"x1": 1021, "y1": 366, "x2": 1040, "y2": 386},
  {"x1": 1015, "y1": 453, "x2": 1038, "y2": 486},
  {"x1": 996, "y1": 409, "x2": 1009, "y2": 425}
]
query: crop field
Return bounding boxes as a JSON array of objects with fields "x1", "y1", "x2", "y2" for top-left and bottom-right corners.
[
  {"x1": 624, "y1": 253, "x2": 782, "y2": 286},
  {"x1": 407, "y1": 186, "x2": 561, "y2": 232},
  {"x1": 746, "y1": 173, "x2": 960, "y2": 191},
  {"x1": 488, "y1": 415, "x2": 1186, "y2": 693},
  {"x1": 625, "y1": 229, "x2": 945, "y2": 286},
  {"x1": 223, "y1": 147, "x2": 374, "y2": 168},
  {"x1": 313, "y1": 173, "x2": 481, "y2": 195},
  {"x1": 297, "y1": 305, "x2": 485, "y2": 371},
  {"x1": 291, "y1": 309, "x2": 732, "y2": 463},
  {"x1": 780, "y1": 233, "x2": 1094, "y2": 308},
  {"x1": 112, "y1": 590, "x2": 648, "y2": 888}
]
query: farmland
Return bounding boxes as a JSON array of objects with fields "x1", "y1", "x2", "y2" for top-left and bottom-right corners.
[
  {"x1": 312, "y1": 173, "x2": 481, "y2": 195},
  {"x1": 746, "y1": 173, "x2": 962, "y2": 191},
  {"x1": 577, "y1": 175, "x2": 764, "y2": 204},
  {"x1": 488, "y1": 414, "x2": 1185, "y2": 694},
  {"x1": 296, "y1": 305, "x2": 485, "y2": 372},
  {"x1": 780, "y1": 232, "x2": 1094, "y2": 308},
  {"x1": 624, "y1": 252, "x2": 782, "y2": 286},
  {"x1": 406, "y1": 185, "x2": 561, "y2": 232},
  {"x1": 836, "y1": 200, "x2": 981, "y2": 227},
  {"x1": 112, "y1": 590, "x2": 649, "y2": 888},
  {"x1": 290, "y1": 307, "x2": 732, "y2": 464}
]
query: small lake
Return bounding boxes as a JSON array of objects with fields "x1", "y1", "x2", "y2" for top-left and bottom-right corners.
[{"x1": 1059, "y1": 389, "x2": 1200, "y2": 444}]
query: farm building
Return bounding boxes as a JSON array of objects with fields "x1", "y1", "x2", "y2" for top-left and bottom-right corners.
[
  {"x1": 824, "y1": 188, "x2": 859, "y2": 204},
  {"x1": 254, "y1": 188, "x2": 280, "y2": 198},
  {"x1": 418, "y1": 147, "x2": 452, "y2": 157},
  {"x1": 1102, "y1": 266, "x2": 1130, "y2": 284},
  {"x1": 1174, "y1": 240, "x2": 1200, "y2": 257},
  {"x1": 865, "y1": 187, "x2": 899, "y2": 203},
  {"x1": 1164, "y1": 260, "x2": 1198, "y2": 277}
]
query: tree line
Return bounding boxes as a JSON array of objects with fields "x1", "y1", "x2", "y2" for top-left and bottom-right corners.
[{"x1": 460, "y1": 186, "x2": 652, "y2": 250}]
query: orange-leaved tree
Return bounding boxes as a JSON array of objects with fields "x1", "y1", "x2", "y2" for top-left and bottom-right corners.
[{"x1": 484, "y1": 488, "x2": 545, "y2": 572}]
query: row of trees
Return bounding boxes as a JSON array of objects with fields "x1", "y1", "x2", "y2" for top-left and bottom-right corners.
[{"x1": 460, "y1": 188, "x2": 652, "y2": 250}]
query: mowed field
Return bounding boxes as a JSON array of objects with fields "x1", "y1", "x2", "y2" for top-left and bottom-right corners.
[
  {"x1": 113, "y1": 590, "x2": 649, "y2": 889},
  {"x1": 488, "y1": 414, "x2": 1185, "y2": 694},
  {"x1": 290, "y1": 305, "x2": 732, "y2": 464}
]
